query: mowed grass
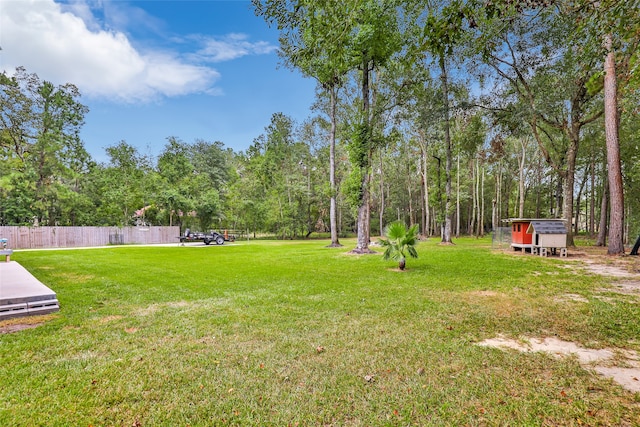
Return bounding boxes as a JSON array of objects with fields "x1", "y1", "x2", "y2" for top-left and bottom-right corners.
[{"x1": 1, "y1": 238, "x2": 639, "y2": 426}]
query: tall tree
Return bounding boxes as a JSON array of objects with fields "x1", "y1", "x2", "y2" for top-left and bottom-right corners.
[
  {"x1": 602, "y1": 33, "x2": 624, "y2": 253},
  {"x1": 256, "y1": 0, "x2": 402, "y2": 251},
  {"x1": 225, "y1": 152, "x2": 268, "y2": 236},
  {"x1": 157, "y1": 137, "x2": 208, "y2": 230},
  {"x1": 476, "y1": 5, "x2": 603, "y2": 246},
  {"x1": 420, "y1": 0, "x2": 475, "y2": 243},
  {"x1": 97, "y1": 141, "x2": 149, "y2": 226},
  {"x1": 253, "y1": 0, "x2": 352, "y2": 247},
  {"x1": 347, "y1": 0, "x2": 402, "y2": 253},
  {"x1": 568, "y1": 0, "x2": 640, "y2": 253},
  {"x1": 243, "y1": 113, "x2": 313, "y2": 238},
  {"x1": 0, "y1": 67, "x2": 90, "y2": 225}
]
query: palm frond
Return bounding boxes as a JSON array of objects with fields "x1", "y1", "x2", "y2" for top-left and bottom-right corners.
[
  {"x1": 384, "y1": 221, "x2": 406, "y2": 240},
  {"x1": 380, "y1": 221, "x2": 420, "y2": 267},
  {"x1": 407, "y1": 245, "x2": 418, "y2": 259}
]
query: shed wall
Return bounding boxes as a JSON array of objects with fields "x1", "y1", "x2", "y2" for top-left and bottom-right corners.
[{"x1": 537, "y1": 234, "x2": 567, "y2": 248}]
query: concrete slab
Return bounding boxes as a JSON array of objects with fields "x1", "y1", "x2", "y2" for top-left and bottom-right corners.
[{"x1": 0, "y1": 261, "x2": 59, "y2": 319}]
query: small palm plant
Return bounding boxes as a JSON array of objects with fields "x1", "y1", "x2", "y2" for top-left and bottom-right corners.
[{"x1": 379, "y1": 221, "x2": 419, "y2": 270}]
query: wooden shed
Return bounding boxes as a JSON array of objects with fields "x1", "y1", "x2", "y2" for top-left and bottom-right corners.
[
  {"x1": 510, "y1": 219, "x2": 534, "y2": 251},
  {"x1": 527, "y1": 220, "x2": 567, "y2": 257}
]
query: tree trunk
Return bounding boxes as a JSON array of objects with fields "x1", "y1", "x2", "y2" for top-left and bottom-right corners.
[
  {"x1": 596, "y1": 184, "x2": 608, "y2": 246},
  {"x1": 518, "y1": 139, "x2": 526, "y2": 218},
  {"x1": 456, "y1": 155, "x2": 460, "y2": 237},
  {"x1": 492, "y1": 198, "x2": 497, "y2": 232},
  {"x1": 534, "y1": 162, "x2": 543, "y2": 218},
  {"x1": 440, "y1": 56, "x2": 453, "y2": 244},
  {"x1": 589, "y1": 153, "x2": 596, "y2": 236},
  {"x1": 573, "y1": 174, "x2": 587, "y2": 235},
  {"x1": 434, "y1": 155, "x2": 443, "y2": 234},
  {"x1": 328, "y1": 84, "x2": 341, "y2": 247},
  {"x1": 574, "y1": 171, "x2": 587, "y2": 236},
  {"x1": 352, "y1": 57, "x2": 374, "y2": 254},
  {"x1": 554, "y1": 178, "x2": 562, "y2": 218},
  {"x1": 604, "y1": 34, "x2": 625, "y2": 254},
  {"x1": 475, "y1": 158, "x2": 481, "y2": 236},
  {"x1": 419, "y1": 136, "x2": 430, "y2": 237},
  {"x1": 420, "y1": 174, "x2": 426, "y2": 235},
  {"x1": 470, "y1": 159, "x2": 476, "y2": 235},
  {"x1": 495, "y1": 159, "x2": 502, "y2": 229},
  {"x1": 407, "y1": 176, "x2": 413, "y2": 227},
  {"x1": 562, "y1": 172, "x2": 575, "y2": 246},
  {"x1": 355, "y1": 183, "x2": 372, "y2": 252},
  {"x1": 497, "y1": 158, "x2": 505, "y2": 230},
  {"x1": 480, "y1": 164, "x2": 485, "y2": 237},
  {"x1": 379, "y1": 153, "x2": 385, "y2": 236}
]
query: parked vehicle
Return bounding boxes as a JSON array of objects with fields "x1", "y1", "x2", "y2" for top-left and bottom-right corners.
[{"x1": 179, "y1": 228, "x2": 234, "y2": 245}]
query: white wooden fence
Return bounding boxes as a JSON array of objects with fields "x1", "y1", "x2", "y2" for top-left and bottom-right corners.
[{"x1": 0, "y1": 226, "x2": 180, "y2": 249}]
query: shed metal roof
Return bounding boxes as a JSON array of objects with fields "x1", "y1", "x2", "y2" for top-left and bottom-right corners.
[{"x1": 526, "y1": 220, "x2": 567, "y2": 235}]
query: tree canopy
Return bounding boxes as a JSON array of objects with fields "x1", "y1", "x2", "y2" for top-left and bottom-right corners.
[{"x1": 1, "y1": 1, "x2": 638, "y2": 252}]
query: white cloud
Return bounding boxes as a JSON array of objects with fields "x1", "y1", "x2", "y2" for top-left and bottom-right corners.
[
  {"x1": 0, "y1": 0, "x2": 219, "y2": 103},
  {"x1": 58, "y1": 0, "x2": 102, "y2": 31},
  {"x1": 195, "y1": 33, "x2": 278, "y2": 63}
]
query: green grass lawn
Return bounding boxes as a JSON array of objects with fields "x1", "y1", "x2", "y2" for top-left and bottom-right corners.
[{"x1": 2, "y1": 238, "x2": 639, "y2": 426}]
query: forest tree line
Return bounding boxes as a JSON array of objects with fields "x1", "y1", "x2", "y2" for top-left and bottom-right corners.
[{"x1": 1, "y1": 0, "x2": 639, "y2": 253}]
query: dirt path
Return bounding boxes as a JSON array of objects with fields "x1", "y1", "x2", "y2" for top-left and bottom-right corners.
[
  {"x1": 478, "y1": 335, "x2": 640, "y2": 393},
  {"x1": 569, "y1": 246, "x2": 640, "y2": 276},
  {"x1": 481, "y1": 247, "x2": 640, "y2": 393},
  {"x1": 573, "y1": 248, "x2": 640, "y2": 296}
]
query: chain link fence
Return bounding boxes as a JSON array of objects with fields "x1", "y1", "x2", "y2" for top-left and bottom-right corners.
[{"x1": 492, "y1": 227, "x2": 512, "y2": 250}]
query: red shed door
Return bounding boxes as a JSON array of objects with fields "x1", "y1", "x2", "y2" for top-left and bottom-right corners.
[{"x1": 512, "y1": 221, "x2": 533, "y2": 244}]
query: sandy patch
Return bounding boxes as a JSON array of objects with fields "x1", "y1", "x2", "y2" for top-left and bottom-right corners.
[
  {"x1": 602, "y1": 281, "x2": 640, "y2": 295},
  {"x1": 483, "y1": 250, "x2": 640, "y2": 392},
  {"x1": 478, "y1": 335, "x2": 640, "y2": 393},
  {"x1": 593, "y1": 367, "x2": 640, "y2": 392},
  {"x1": 587, "y1": 263, "x2": 640, "y2": 299},
  {"x1": 563, "y1": 251, "x2": 640, "y2": 299},
  {"x1": 581, "y1": 260, "x2": 638, "y2": 278},
  {"x1": 0, "y1": 314, "x2": 58, "y2": 334},
  {"x1": 0, "y1": 323, "x2": 42, "y2": 334}
]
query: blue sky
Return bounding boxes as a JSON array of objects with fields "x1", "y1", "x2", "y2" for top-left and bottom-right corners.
[{"x1": 0, "y1": 0, "x2": 318, "y2": 162}]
